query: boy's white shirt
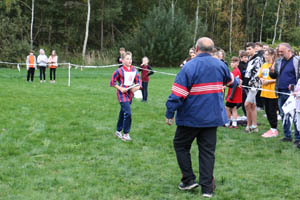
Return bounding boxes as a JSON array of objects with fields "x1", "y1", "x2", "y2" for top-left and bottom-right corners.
[{"x1": 123, "y1": 71, "x2": 136, "y2": 86}]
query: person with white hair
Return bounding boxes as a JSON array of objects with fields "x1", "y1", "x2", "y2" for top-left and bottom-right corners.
[{"x1": 37, "y1": 49, "x2": 48, "y2": 83}]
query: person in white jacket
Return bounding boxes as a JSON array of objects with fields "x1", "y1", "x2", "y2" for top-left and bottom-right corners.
[
  {"x1": 26, "y1": 50, "x2": 37, "y2": 82},
  {"x1": 37, "y1": 49, "x2": 48, "y2": 83}
]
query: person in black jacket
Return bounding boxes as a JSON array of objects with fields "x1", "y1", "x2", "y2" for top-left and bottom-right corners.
[{"x1": 237, "y1": 50, "x2": 249, "y2": 117}]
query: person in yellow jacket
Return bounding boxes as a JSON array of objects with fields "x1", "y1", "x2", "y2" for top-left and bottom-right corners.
[
  {"x1": 258, "y1": 48, "x2": 278, "y2": 138},
  {"x1": 26, "y1": 50, "x2": 37, "y2": 82}
]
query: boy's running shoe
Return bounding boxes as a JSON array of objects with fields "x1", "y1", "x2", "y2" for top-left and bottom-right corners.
[
  {"x1": 122, "y1": 133, "x2": 132, "y2": 141},
  {"x1": 178, "y1": 180, "x2": 199, "y2": 190},
  {"x1": 115, "y1": 131, "x2": 122, "y2": 139}
]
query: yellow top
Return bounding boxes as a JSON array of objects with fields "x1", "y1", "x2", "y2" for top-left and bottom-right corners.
[{"x1": 258, "y1": 63, "x2": 277, "y2": 99}]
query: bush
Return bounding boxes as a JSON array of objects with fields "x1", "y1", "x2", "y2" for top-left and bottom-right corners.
[{"x1": 122, "y1": 6, "x2": 200, "y2": 67}]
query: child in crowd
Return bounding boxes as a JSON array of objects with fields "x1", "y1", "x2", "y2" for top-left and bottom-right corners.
[
  {"x1": 237, "y1": 50, "x2": 249, "y2": 117},
  {"x1": 26, "y1": 50, "x2": 37, "y2": 82},
  {"x1": 37, "y1": 49, "x2": 48, "y2": 83},
  {"x1": 117, "y1": 47, "x2": 125, "y2": 68},
  {"x1": 259, "y1": 48, "x2": 278, "y2": 138},
  {"x1": 294, "y1": 79, "x2": 300, "y2": 149},
  {"x1": 48, "y1": 50, "x2": 58, "y2": 83},
  {"x1": 180, "y1": 48, "x2": 195, "y2": 67},
  {"x1": 110, "y1": 51, "x2": 141, "y2": 141},
  {"x1": 225, "y1": 57, "x2": 242, "y2": 128},
  {"x1": 138, "y1": 56, "x2": 154, "y2": 102}
]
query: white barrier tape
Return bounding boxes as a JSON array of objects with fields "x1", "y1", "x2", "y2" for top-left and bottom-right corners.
[
  {"x1": 0, "y1": 61, "x2": 70, "y2": 66},
  {"x1": 133, "y1": 65, "x2": 177, "y2": 76},
  {"x1": 241, "y1": 85, "x2": 292, "y2": 96},
  {"x1": 71, "y1": 63, "x2": 119, "y2": 69}
]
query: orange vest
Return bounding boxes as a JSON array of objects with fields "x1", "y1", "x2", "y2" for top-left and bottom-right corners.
[{"x1": 29, "y1": 55, "x2": 35, "y2": 68}]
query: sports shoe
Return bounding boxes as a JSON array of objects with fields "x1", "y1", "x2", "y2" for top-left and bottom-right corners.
[
  {"x1": 245, "y1": 126, "x2": 252, "y2": 133},
  {"x1": 178, "y1": 180, "x2": 199, "y2": 190},
  {"x1": 262, "y1": 129, "x2": 273, "y2": 138},
  {"x1": 202, "y1": 193, "x2": 213, "y2": 198},
  {"x1": 270, "y1": 130, "x2": 279, "y2": 137},
  {"x1": 115, "y1": 131, "x2": 122, "y2": 139},
  {"x1": 297, "y1": 143, "x2": 300, "y2": 149},
  {"x1": 293, "y1": 140, "x2": 300, "y2": 145},
  {"x1": 251, "y1": 127, "x2": 259, "y2": 133},
  {"x1": 280, "y1": 137, "x2": 292, "y2": 142},
  {"x1": 122, "y1": 133, "x2": 132, "y2": 141}
]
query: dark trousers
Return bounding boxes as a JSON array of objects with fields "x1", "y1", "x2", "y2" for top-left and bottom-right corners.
[
  {"x1": 40, "y1": 66, "x2": 46, "y2": 80},
  {"x1": 173, "y1": 126, "x2": 217, "y2": 193},
  {"x1": 142, "y1": 81, "x2": 148, "y2": 101},
  {"x1": 50, "y1": 68, "x2": 56, "y2": 80},
  {"x1": 116, "y1": 102, "x2": 132, "y2": 134},
  {"x1": 262, "y1": 97, "x2": 278, "y2": 129},
  {"x1": 256, "y1": 90, "x2": 264, "y2": 108},
  {"x1": 27, "y1": 68, "x2": 35, "y2": 82}
]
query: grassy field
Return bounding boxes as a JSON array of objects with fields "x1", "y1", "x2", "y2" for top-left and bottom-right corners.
[{"x1": 0, "y1": 67, "x2": 300, "y2": 200}]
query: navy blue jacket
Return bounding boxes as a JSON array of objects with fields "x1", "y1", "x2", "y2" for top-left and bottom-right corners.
[{"x1": 165, "y1": 53, "x2": 238, "y2": 127}]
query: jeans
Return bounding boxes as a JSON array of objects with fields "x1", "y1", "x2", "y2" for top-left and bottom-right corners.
[
  {"x1": 116, "y1": 102, "x2": 132, "y2": 134},
  {"x1": 50, "y1": 68, "x2": 56, "y2": 80},
  {"x1": 278, "y1": 93, "x2": 300, "y2": 140},
  {"x1": 40, "y1": 66, "x2": 46, "y2": 80},
  {"x1": 142, "y1": 82, "x2": 148, "y2": 101},
  {"x1": 27, "y1": 68, "x2": 35, "y2": 82}
]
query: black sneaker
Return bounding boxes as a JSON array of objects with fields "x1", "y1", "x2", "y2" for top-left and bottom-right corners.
[
  {"x1": 297, "y1": 143, "x2": 300, "y2": 149},
  {"x1": 202, "y1": 177, "x2": 215, "y2": 198},
  {"x1": 178, "y1": 180, "x2": 199, "y2": 190},
  {"x1": 293, "y1": 140, "x2": 300, "y2": 145},
  {"x1": 280, "y1": 137, "x2": 292, "y2": 142}
]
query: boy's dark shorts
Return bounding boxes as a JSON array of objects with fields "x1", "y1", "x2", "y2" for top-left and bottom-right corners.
[{"x1": 226, "y1": 102, "x2": 238, "y2": 108}]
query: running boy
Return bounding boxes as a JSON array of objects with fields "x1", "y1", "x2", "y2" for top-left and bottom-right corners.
[
  {"x1": 110, "y1": 51, "x2": 141, "y2": 141},
  {"x1": 225, "y1": 57, "x2": 242, "y2": 128},
  {"x1": 139, "y1": 56, "x2": 154, "y2": 102}
]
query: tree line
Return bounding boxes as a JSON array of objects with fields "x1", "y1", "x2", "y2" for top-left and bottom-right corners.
[{"x1": 1, "y1": 0, "x2": 300, "y2": 67}]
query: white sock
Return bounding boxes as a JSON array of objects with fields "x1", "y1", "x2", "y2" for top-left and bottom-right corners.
[
  {"x1": 271, "y1": 128, "x2": 277, "y2": 133},
  {"x1": 251, "y1": 125, "x2": 257, "y2": 129},
  {"x1": 232, "y1": 120, "x2": 237, "y2": 126},
  {"x1": 225, "y1": 122, "x2": 230, "y2": 127}
]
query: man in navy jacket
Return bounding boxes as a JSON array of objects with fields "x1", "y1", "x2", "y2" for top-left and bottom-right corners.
[{"x1": 165, "y1": 37, "x2": 239, "y2": 198}]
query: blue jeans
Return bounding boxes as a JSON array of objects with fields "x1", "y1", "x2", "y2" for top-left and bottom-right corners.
[
  {"x1": 116, "y1": 102, "x2": 132, "y2": 134},
  {"x1": 278, "y1": 94, "x2": 300, "y2": 140}
]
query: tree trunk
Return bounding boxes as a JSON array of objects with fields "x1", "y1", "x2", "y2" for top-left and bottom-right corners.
[
  {"x1": 111, "y1": 23, "x2": 114, "y2": 45},
  {"x1": 100, "y1": 0, "x2": 104, "y2": 51},
  {"x1": 171, "y1": 0, "x2": 175, "y2": 24},
  {"x1": 246, "y1": 0, "x2": 249, "y2": 40},
  {"x1": 272, "y1": 0, "x2": 281, "y2": 45},
  {"x1": 30, "y1": 0, "x2": 34, "y2": 49},
  {"x1": 278, "y1": 4, "x2": 285, "y2": 41},
  {"x1": 193, "y1": 0, "x2": 200, "y2": 44},
  {"x1": 82, "y1": 0, "x2": 90, "y2": 58},
  {"x1": 259, "y1": 0, "x2": 267, "y2": 43},
  {"x1": 229, "y1": 0, "x2": 233, "y2": 54}
]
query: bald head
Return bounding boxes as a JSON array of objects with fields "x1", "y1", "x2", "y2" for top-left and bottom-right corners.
[{"x1": 196, "y1": 37, "x2": 214, "y2": 53}]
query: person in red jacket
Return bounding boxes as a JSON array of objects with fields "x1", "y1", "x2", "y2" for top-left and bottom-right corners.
[
  {"x1": 138, "y1": 56, "x2": 154, "y2": 102},
  {"x1": 225, "y1": 57, "x2": 243, "y2": 128}
]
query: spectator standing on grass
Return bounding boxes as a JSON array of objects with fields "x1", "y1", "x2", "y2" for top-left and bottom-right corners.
[
  {"x1": 26, "y1": 50, "x2": 37, "y2": 82},
  {"x1": 244, "y1": 42, "x2": 264, "y2": 133},
  {"x1": 37, "y1": 49, "x2": 48, "y2": 83},
  {"x1": 238, "y1": 50, "x2": 249, "y2": 117},
  {"x1": 117, "y1": 47, "x2": 125, "y2": 68},
  {"x1": 165, "y1": 37, "x2": 239, "y2": 198},
  {"x1": 138, "y1": 56, "x2": 154, "y2": 102},
  {"x1": 293, "y1": 79, "x2": 300, "y2": 149},
  {"x1": 269, "y1": 43, "x2": 300, "y2": 145},
  {"x1": 110, "y1": 51, "x2": 141, "y2": 141},
  {"x1": 255, "y1": 42, "x2": 265, "y2": 110},
  {"x1": 225, "y1": 57, "x2": 242, "y2": 128},
  {"x1": 48, "y1": 50, "x2": 58, "y2": 83},
  {"x1": 180, "y1": 48, "x2": 196, "y2": 67},
  {"x1": 258, "y1": 48, "x2": 278, "y2": 138}
]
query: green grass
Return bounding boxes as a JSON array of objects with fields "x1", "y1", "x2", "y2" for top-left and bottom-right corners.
[{"x1": 0, "y1": 67, "x2": 300, "y2": 200}]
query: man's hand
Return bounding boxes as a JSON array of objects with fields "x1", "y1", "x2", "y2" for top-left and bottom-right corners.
[{"x1": 165, "y1": 118, "x2": 174, "y2": 126}]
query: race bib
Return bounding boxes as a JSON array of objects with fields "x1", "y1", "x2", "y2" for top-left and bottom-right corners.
[{"x1": 124, "y1": 71, "x2": 136, "y2": 86}]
